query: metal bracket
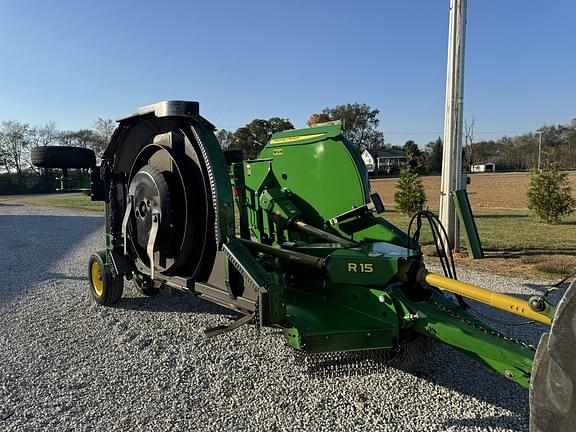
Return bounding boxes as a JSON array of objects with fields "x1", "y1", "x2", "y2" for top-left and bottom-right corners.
[
  {"x1": 108, "y1": 251, "x2": 131, "y2": 277},
  {"x1": 324, "y1": 193, "x2": 384, "y2": 227},
  {"x1": 204, "y1": 312, "x2": 255, "y2": 338},
  {"x1": 147, "y1": 210, "x2": 160, "y2": 280},
  {"x1": 121, "y1": 195, "x2": 133, "y2": 256}
]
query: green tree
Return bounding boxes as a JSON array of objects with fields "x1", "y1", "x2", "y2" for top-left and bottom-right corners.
[
  {"x1": 425, "y1": 137, "x2": 443, "y2": 174},
  {"x1": 527, "y1": 166, "x2": 576, "y2": 224},
  {"x1": 230, "y1": 117, "x2": 293, "y2": 159},
  {"x1": 394, "y1": 166, "x2": 426, "y2": 216},
  {"x1": 216, "y1": 129, "x2": 234, "y2": 150},
  {"x1": 318, "y1": 103, "x2": 384, "y2": 150},
  {"x1": 402, "y1": 140, "x2": 427, "y2": 173}
]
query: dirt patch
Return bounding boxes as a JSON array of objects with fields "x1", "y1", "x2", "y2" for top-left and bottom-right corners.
[
  {"x1": 458, "y1": 254, "x2": 576, "y2": 282},
  {"x1": 421, "y1": 247, "x2": 576, "y2": 281},
  {"x1": 406, "y1": 170, "x2": 576, "y2": 280},
  {"x1": 371, "y1": 171, "x2": 576, "y2": 210}
]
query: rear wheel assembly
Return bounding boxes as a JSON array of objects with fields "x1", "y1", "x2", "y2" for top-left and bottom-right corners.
[
  {"x1": 123, "y1": 139, "x2": 215, "y2": 280},
  {"x1": 94, "y1": 101, "x2": 232, "y2": 300},
  {"x1": 88, "y1": 251, "x2": 124, "y2": 305}
]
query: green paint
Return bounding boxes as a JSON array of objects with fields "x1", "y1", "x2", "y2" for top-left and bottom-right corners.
[
  {"x1": 452, "y1": 189, "x2": 484, "y2": 258},
  {"x1": 396, "y1": 288, "x2": 534, "y2": 388}
]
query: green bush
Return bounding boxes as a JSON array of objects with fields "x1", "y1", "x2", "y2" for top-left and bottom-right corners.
[
  {"x1": 527, "y1": 167, "x2": 576, "y2": 224},
  {"x1": 394, "y1": 166, "x2": 426, "y2": 216},
  {"x1": 0, "y1": 171, "x2": 57, "y2": 195}
]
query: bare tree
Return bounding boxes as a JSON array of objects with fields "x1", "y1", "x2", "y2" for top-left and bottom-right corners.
[
  {"x1": 93, "y1": 118, "x2": 116, "y2": 156},
  {"x1": 0, "y1": 121, "x2": 31, "y2": 176},
  {"x1": 29, "y1": 122, "x2": 58, "y2": 147},
  {"x1": 24, "y1": 122, "x2": 60, "y2": 174},
  {"x1": 59, "y1": 129, "x2": 100, "y2": 149},
  {"x1": 464, "y1": 118, "x2": 476, "y2": 169}
]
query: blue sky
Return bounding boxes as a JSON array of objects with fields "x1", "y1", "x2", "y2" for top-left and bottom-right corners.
[{"x1": 0, "y1": 1, "x2": 574, "y2": 147}]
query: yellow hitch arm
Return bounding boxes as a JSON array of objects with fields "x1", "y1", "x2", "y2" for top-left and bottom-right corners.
[{"x1": 423, "y1": 272, "x2": 552, "y2": 325}]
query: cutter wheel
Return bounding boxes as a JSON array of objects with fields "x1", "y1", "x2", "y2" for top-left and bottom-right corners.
[{"x1": 74, "y1": 100, "x2": 576, "y2": 432}]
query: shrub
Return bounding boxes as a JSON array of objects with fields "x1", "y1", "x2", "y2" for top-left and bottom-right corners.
[
  {"x1": 394, "y1": 166, "x2": 426, "y2": 216},
  {"x1": 527, "y1": 167, "x2": 576, "y2": 224}
]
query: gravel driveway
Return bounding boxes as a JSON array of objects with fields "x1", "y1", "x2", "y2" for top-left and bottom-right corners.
[{"x1": 0, "y1": 202, "x2": 556, "y2": 431}]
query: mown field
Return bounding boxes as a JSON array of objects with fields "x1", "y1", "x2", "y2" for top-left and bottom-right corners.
[
  {"x1": 371, "y1": 172, "x2": 576, "y2": 278},
  {"x1": 371, "y1": 171, "x2": 576, "y2": 210}
]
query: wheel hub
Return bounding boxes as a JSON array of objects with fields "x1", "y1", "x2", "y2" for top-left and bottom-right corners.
[{"x1": 129, "y1": 165, "x2": 173, "y2": 253}]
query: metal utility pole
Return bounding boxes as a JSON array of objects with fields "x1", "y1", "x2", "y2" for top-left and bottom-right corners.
[{"x1": 439, "y1": 0, "x2": 467, "y2": 251}]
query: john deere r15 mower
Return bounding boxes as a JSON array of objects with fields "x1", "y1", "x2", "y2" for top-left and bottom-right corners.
[{"x1": 83, "y1": 101, "x2": 575, "y2": 432}]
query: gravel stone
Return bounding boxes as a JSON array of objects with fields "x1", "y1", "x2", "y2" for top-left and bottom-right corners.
[{"x1": 0, "y1": 201, "x2": 554, "y2": 431}]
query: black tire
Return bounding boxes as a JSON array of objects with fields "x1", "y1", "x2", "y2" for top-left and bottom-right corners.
[
  {"x1": 88, "y1": 251, "x2": 124, "y2": 305},
  {"x1": 31, "y1": 146, "x2": 96, "y2": 169}
]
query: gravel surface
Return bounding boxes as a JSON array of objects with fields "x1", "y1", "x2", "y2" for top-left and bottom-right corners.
[{"x1": 0, "y1": 201, "x2": 559, "y2": 431}]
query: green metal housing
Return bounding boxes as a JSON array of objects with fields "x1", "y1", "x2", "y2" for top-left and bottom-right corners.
[{"x1": 229, "y1": 121, "x2": 535, "y2": 387}]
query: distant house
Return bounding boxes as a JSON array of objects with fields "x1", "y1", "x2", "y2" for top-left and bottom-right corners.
[
  {"x1": 374, "y1": 147, "x2": 407, "y2": 174},
  {"x1": 361, "y1": 148, "x2": 407, "y2": 175},
  {"x1": 471, "y1": 162, "x2": 496, "y2": 173}
]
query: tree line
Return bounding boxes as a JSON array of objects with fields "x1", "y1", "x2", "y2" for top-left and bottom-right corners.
[
  {"x1": 2, "y1": 103, "x2": 574, "y2": 180},
  {"x1": 463, "y1": 118, "x2": 576, "y2": 171},
  {"x1": 219, "y1": 103, "x2": 576, "y2": 174}
]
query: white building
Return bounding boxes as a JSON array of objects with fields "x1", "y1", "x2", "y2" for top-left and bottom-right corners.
[{"x1": 471, "y1": 162, "x2": 496, "y2": 173}]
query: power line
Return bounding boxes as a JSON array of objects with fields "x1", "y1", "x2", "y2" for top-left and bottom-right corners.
[{"x1": 382, "y1": 130, "x2": 532, "y2": 135}]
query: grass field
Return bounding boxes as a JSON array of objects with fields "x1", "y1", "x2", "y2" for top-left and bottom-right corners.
[
  {"x1": 372, "y1": 172, "x2": 576, "y2": 279},
  {"x1": 0, "y1": 193, "x2": 104, "y2": 212},
  {"x1": 382, "y1": 207, "x2": 576, "y2": 251}
]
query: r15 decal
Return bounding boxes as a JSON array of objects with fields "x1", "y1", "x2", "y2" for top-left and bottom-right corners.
[{"x1": 347, "y1": 263, "x2": 374, "y2": 273}]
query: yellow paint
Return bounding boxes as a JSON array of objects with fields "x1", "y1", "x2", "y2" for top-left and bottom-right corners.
[
  {"x1": 269, "y1": 133, "x2": 325, "y2": 145},
  {"x1": 273, "y1": 148, "x2": 284, "y2": 156},
  {"x1": 91, "y1": 260, "x2": 104, "y2": 297},
  {"x1": 424, "y1": 272, "x2": 552, "y2": 325},
  {"x1": 362, "y1": 263, "x2": 374, "y2": 273}
]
